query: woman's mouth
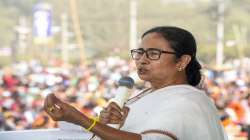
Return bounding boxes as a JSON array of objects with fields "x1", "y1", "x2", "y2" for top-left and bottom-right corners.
[{"x1": 138, "y1": 68, "x2": 148, "y2": 75}]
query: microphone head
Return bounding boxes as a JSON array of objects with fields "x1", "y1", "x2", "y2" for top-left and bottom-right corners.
[{"x1": 118, "y1": 76, "x2": 134, "y2": 89}]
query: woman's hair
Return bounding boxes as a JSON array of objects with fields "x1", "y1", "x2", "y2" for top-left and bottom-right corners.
[{"x1": 142, "y1": 26, "x2": 202, "y2": 86}]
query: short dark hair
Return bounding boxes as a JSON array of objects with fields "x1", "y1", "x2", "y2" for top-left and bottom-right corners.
[{"x1": 142, "y1": 26, "x2": 202, "y2": 86}]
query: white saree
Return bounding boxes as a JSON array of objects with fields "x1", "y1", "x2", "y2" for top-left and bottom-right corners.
[{"x1": 91, "y1": 85, "x2": 228, "y2": 140}]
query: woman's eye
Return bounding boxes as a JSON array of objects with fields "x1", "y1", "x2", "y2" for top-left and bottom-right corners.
[
  {"x1": 138, "y1": 51, "x2": 144, "y2": 54},
  {"x1": 148, "y1": 51, "x2": 159, "y2": 56}
]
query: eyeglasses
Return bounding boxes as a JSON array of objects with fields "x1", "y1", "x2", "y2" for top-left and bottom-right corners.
[{"x1": 130, "y1": 48, "x2": 176, "y2": 60}]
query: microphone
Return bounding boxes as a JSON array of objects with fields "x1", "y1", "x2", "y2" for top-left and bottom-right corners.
[{"x1": 107, "y1": 76, "x2": 134, "y2": 128}]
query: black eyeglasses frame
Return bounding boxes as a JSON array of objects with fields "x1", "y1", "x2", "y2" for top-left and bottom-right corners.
[{"x1": 130, "y1": 48, "x2": 176, "y2": 60}]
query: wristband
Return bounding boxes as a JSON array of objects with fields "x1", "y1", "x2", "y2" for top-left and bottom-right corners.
[{"x1": 86, "y1": 117, "x2": 99, "y2": 131}]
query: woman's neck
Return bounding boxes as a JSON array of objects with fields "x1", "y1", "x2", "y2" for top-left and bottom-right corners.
[{"x1": 150, "y1": 75, "x2": 188, "y2": 90}]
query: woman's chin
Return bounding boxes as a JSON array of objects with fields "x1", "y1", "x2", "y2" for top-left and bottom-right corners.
[{"x1": 138, "y1": 74, "x2": 150, "y2": 81}]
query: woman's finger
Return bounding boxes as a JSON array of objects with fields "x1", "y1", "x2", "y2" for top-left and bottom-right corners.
[
  {"x1": 45, "y1": 106, "x2": 58, "y2": 121},
  {"x1": 101, "y1": 109, "x2": 122, "y2": 121},
  {"x1": 44, "y1": 95, "x2": 48, "y2": 112},
  {"x1": 119, "y1": 106, "x2": 130, "y2": 128},
  {"x1": 44, "y1": 94, "x2": 64, "y2": 120},
  {"x1": 110, "y1": 110, "x2": 122, "y2": 119},
  {"x1": 44, "y1": 95, "x2": 54, "y2": 114},
  {"x1": 109, "y1": 119, "x2": 122, "y2": 124},
  {"x1": 107, "y1": 102, "x2": 122, "y2": 112},
  {"x1": 122, "y1": 106, "x2": 130, "y2": 120},
  {"x1": 99, "y1": 111, "x2": 110, "y2": 119},
  {"x1": 99, "y1": 118, "x2": 110, "y2": 124},
  {"x1": 100, "y1": 109, "x2": 122, "y2": 124},
  {"x1": 109, "y1": 115, "x2": 122, "y2": 122}
]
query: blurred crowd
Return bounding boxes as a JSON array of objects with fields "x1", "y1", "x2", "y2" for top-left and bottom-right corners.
[
  {"x1": 204, "y1": 66, "x2": 250, "y2": 140},
  {"x1": 0, "y1": 57, "x2": 139, "y2": 130},
  {"x1": 0, "y1": 57, "x2": 250, "y2": 140}
]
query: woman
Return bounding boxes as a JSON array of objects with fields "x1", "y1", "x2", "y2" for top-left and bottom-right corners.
[{"x1": 44, "y1": 26, "x2": 228, "y2": 140}]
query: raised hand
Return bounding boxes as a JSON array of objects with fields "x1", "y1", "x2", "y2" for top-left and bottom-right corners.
[{"x1": 44, "y1": 94, "x2": 79, "y2": 123}]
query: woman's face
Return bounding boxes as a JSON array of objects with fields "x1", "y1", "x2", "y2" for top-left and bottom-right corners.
[{"x1": 134, "y1": 32, "x2": 181, "y2": 85}]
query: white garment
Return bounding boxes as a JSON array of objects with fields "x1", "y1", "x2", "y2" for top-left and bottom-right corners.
[
  {"x1": 91, "y1": 85, "x2": 228, "y2": 140},
  {"x1": 121, "y1": 85, "x2": 228, "y2": 140}
]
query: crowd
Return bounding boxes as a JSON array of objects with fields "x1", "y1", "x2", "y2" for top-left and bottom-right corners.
[
  {"x1": 0, "y1": 57, "x2": 249, "y2": 140},
  {"x1": 204, "y1": 65, "x2": 250, "y2": 139},
  {"x1": 0, "y1": 57, "x2": 140, "y2": 130}
]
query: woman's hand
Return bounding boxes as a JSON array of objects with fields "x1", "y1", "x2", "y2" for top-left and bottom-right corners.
[
  {"x1": 99, "y1": 102, "x2": 129, "y2": 128},
  {"x1": 44, "y1": 94, "x2": 79, "y2": 123}
]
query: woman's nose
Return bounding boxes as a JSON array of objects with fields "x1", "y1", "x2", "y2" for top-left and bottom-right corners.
[{"x1": 136, "y1": 53, "x2": 149, "y2": 64}]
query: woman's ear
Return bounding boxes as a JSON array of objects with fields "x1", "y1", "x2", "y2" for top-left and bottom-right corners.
[{"x1": 176, "y1": 55, "x2": 191, "y2": 71}]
